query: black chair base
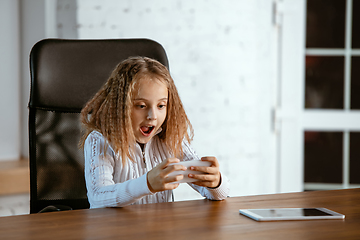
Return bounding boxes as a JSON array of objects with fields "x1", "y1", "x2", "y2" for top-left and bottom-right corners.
[{"x1": 38, "y1": 205, "x2": 73, "y2": 213}]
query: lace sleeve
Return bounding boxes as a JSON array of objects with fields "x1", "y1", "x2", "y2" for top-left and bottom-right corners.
[{"x1": 84, "y1": 131, "x2": 153, "y2": 208}]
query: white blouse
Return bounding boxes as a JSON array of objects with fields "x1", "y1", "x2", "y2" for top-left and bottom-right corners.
[{"x1": 84, "y1": 131, "x2": 230, "y2": 208}]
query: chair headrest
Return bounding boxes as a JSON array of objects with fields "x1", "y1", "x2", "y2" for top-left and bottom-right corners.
[{"x1": 29, "y1": 38, "x2": 169, "y2": 112}]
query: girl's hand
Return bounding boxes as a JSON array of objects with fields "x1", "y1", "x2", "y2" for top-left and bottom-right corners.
[
  {"x1": 188, "y1": 156, "x2": 221, "y2": 188},
  {"x1": 146, "y1": 158, "x2": 187, "y2": 193}
]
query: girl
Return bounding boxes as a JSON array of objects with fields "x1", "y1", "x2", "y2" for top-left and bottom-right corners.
[{"x1": 79, "y1": 56, "x2": 229, "y2": 208}]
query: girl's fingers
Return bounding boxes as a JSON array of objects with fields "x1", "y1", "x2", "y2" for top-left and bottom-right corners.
[
  {"x1": 164, "y1": 174, "x2": 184, "y2": 183},
  {"x1": 191, "y1": 180, "x2": 216, "y2": 188},
  {"x1": 200, "y1": 156, "x2": 219, "y2": 166},
  {"x1": 189, "y1": 170, "x2": 221, "y2": 188},
  {"x1": 187, "y1": 156, "x2": 219, "y2": 173},
  {"x1": 163, "y1": 163, "x2": 187, "y2": 176},
  {"x1": 147, "y1": 158, "x2": 181, "y2": 192},
  {"x1": 160, "y1": 158, "x2": 180, "y2": 169},
  {"x1": 189, "y1": 165, "x2": 216, "y2": 174},
  {"x1": 190, "y1": 162, "x2": 219, "y2": 175},
  {"x1": 189, "y1": 173, "x2": 216, "y2": 182},
  {"x1": 164, "y1": 183, "x2": 180, "y2": 190}
]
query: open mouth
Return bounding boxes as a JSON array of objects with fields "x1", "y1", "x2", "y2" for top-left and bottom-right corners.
[{"x1": 140, "y1": 125, "x2": 155, "y2": 136}]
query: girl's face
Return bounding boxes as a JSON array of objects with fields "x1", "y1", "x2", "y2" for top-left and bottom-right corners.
[{"x1": 131, "y1": 77, "x2": 168, "y2": 144}]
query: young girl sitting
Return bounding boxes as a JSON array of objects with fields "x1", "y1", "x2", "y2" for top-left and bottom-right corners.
[{"x1": 79, "y1": 56, "x2": 229, "y2": 208}]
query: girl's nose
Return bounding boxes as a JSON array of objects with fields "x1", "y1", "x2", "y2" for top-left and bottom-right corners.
[{"x1": 147, "y1": 108, "x2": 157, "y2": 120}]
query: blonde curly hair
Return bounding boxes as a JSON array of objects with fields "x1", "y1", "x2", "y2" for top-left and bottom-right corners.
[{"x1": 79, "y1": 56, "x2": 193, "y2": 164}]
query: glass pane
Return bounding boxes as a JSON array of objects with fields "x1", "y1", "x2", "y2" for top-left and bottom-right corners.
[
  {"x1": 352, "y1": 0, "x2": 360, "y2": 48},
  {"x1": 350, "y1": 57, "x2": 360, "y2": 109},
  {"x1": 305, "y1": 56, "x2": 344, "y2": 109},
  {"x1": 304, "y1": 131, "x2": 343, "y2": 184},
  {"x1": 349, "y1": 132, "x2": 360, "y2": 184},
  {"x1": 306, "y1": 0, "x2": 346, "y2": 48}
]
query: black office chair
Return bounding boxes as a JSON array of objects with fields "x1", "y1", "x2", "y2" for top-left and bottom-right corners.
[{"x1": 28, "y1": 38, "x2": 169, "y2": 213}]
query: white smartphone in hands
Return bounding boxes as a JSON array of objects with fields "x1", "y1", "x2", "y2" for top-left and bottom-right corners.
[
  {"x1": 239, "y1": 208, "x2": 345, "y2": 221},
  {"x1": 168, "y1": 160, "x2": 211, "y2": 183}
]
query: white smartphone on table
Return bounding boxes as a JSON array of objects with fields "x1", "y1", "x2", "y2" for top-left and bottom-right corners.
[{"x1": 239, "y1": 208, "x2": 345, "y2": 221}]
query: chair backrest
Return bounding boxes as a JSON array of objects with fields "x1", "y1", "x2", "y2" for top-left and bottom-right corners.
[{"x1": 28, "y1": 38, "x2": 169, "y2": 213}]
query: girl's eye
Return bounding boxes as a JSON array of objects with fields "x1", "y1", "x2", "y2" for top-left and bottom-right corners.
[
  {"x1": 158, "y1": 104, "x2": 167, "y2": 109},
  {"x1": 137, "y1": 104, "x2": 146, "y2": 109}
]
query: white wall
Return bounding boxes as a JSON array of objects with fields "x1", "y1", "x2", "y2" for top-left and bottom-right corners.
[
  {"x1": 1, "y1": 0, "x2": 78, "y2": 161},
  {"x1": 56, "y1": 0, "x2": 78, "y2": 39},
  {"x1": 1, "y1": 0, "x2": 286, "y2": 199},
  {"x1": 18, "y1": 0, "x2": 77, "y2": 159},
  {"x1": 19, "y1": 0, "x2": 49, "y2": 160},
  {"x1": 76, "y1": 0, "x2": 278, "y2": 199},
  {"x1": 0, "y1": 0, "x2": 21, "y2": 161}
]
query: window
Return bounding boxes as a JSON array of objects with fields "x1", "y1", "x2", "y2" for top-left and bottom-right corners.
[{"x1": 304, "y1": 0, "x2": 360, "y2": 190}]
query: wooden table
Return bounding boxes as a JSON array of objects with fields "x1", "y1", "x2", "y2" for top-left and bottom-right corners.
[{"x1": 1, "y1": 188, "x2": 359, "y2": 239}]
